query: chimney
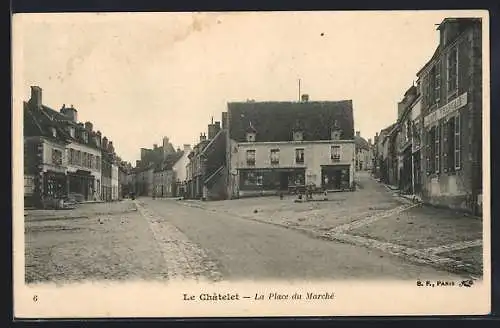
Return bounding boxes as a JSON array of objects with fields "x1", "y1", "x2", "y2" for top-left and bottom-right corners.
[
  {"x1": 108, "y1": 141, "x2": 114, "y2": 153},
  {"x1": 61, "y1": 103, "x2": 78, "y2": 122},
  {"x1": 153, "y1": 144, "x2": 158, "y2": 149},
  {"x1": 356, "y1": 131, "x2": 360, "y2": 137},
  {"x1": 30, "y1": 86, "x2": 43, "y2": 109},
  {"x1": 368, "y1": 138, "x2": 372, "y2": 145},
  {"x1": 215, "y1": 121, "x2": 221, "y2": 131},
  {"x1": 221, "y1": 112, "x2": 228, "y2": 130},
  {"x1": 208, "y1": 121, "x2": 217, "y2": 139},
  {"x1": 136, "y1": 160, "x2": 141, "y2": 167},
  {"x1": 84, "y1": 121, "x2": 93, "y2": 132},
  {"x1": 200, "y1": 133, "x2": 205, "y2": 142},
  {"x1": 102, "y1": 137, "x2": 109, "y2": 150},
  {"x1": 301, "y1": 94, "x2": 309, "y2": 102}
]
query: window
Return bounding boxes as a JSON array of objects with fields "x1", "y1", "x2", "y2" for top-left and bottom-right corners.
[
  {"x1": 270, "y1": 149, "x2": 279, "y2": 165},
  {"x1": 454, "y1": 115, "x2": 461, "y2": 170},
  {"x1": 97, "y1": 156, "x2": 101, "y2": 170},
  {"x1": 69, "y1": 148, "x2": 74, "y2": 164},
  {"x1": 69, "y1": 127, "x2": 75, "y2": 138},
  {"x1": 331, "y1": 130, "x2": 341, "y2": 140},
  {"x1": 24, "y1": 176, "x2": 35, "y2": 195},
  {"x1": 52, "y1": 149, "x2": 63, "y2": 165},
  {"x1": 331, "y1": 145, "x2": 341, "y2": 161},
  {"x1": 434, "y1": 61, "x2": 441, "y2": 104},
  {"x1": 427, "y1": 127, "x2": 435, "y2": 173},
  {"x1": 83, "y1": 131, "x2": 89, "y2": 143},
  {"x1": 76, "y1": 151, "x2": 81, "y2": 166},
  {"x1": 295, "y1": 148, "x2": 305, "y2": 164},
  {"x1": 246, "y1": 150, "x2": 256, "y2": 165},
  {"x1": 447, "y1": 47, "x2": 458, "y2": 94},
  {"x1": 90, "y1": 154, "x2": 94, "y2": 169},
  {"x1": 97, "y1": 179, "x2": 100, "y2": 193},
  {"x1": 434, "y1": 124, "x2": 440, "y2": 174}
]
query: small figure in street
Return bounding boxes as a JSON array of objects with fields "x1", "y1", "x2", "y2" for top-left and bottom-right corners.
[{"x1": 279, "y1": 191, "x2": 284, "y2": 200}]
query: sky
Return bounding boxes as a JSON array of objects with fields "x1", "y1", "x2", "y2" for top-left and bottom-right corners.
[{"x1": 14, "y1": 11, "x2": 477, "y2": 164}]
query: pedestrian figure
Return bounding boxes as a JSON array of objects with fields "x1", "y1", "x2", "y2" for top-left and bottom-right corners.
[{"x1": 279, "y1": 192, "x2": 284, "y2": 200}]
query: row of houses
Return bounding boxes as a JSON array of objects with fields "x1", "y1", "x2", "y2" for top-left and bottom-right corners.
[
  {"x1": 23, "y1": 86, "x2": 130, "y2": 208},
  {"x1": 372, "y1": 17, "x2": 483, "y2": 215},
  {"x1": 128, "y1": 92, "x2": 375, "y2": 201}
]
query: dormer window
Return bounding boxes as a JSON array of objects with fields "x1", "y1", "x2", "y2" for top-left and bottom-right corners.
[
  {"x1": 246, "y1": 121, "x2": 257, "y2": 142},
  {"x1": 82, "y1": 131, "x2": 89, "y2": 143},
  {"x1": 292, "y1": 120, "x2": 304, "y2": 141},
  {"x1": 331, "y1": 129, "x2": 341, "y2": 140},
  {"x1": 51, "y1": 127, "x2": 57, "y2": 137},
  {"x1": 69, "y1": 127, "x2": 75, "y2": 138},
  {"x1": 293, "y1": 131, "x2": 303, "y2": 141}
]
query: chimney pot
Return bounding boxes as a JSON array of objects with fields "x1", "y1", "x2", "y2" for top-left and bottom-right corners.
[
  {"x1": 356, "y1": 131, "x2": 361, "y2": 137},
  {"x1": 301, "y1": 94, "x2": 309, "y2": 102}
]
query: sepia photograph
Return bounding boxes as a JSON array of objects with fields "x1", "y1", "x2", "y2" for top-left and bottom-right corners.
[{"x1": 12, "y1": 10, "x2": 490, "y2": 318}]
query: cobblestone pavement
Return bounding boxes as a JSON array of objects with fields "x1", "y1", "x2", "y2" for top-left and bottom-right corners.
[
  {"x1": 171, "y1": 172, "x2": 483, "y2": 278},
  {"x1": 24, "y1": 200, "x2": 219, "y2": 284}
]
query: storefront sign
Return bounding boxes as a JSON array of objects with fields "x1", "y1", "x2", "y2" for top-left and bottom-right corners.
[{"x1": 424, "y1": 92, "x2": 468, "y2": 127}]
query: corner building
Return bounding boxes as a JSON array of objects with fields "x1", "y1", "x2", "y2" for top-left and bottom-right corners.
[{"x1": 417, "y1": 18, "x2": 482, "y2": 214}]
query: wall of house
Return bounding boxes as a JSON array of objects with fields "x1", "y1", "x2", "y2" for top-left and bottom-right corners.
[
  {"x1": 41, "y1": 138, "x2": 67, "y2": 174},
  {"x1": 173, "y1": 152, "x2": 189, "y2": 183},
  {"x1": 65, "y1": 142, "x2": 102, "y2": 192},
  {"x1": 233, "y1": 140, "x2": 355, "y2": 188},
  {"x1": 420, "y1": 25, "x2": 481, "y2": 213}
]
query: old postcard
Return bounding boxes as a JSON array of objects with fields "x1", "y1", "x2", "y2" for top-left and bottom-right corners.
[{"x1": 12, "y1": 10, "x2": 490, "y2": 318}]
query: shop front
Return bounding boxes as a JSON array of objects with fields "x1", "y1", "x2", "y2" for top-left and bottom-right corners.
[
  {"x1": 321, "y1": 165, "x2": 351, "y2": 191},
  {"x1": 43, "y1": 171, "x2": 67, "y2": 199},
  {"x1": 238, "y1": 168, "x2": 306, "y2": 196},
  {"x1": 68, "y1": 169, "x2": 95, "y2": 201}
]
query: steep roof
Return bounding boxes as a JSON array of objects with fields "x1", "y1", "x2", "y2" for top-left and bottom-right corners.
[
  {"x1": 228, "y1": 100, "x2": 354, "y2": 142},
  {"x1": 24, "y1": 101, "x2": 102, "y2": 149},
  {"x1": 154, "y1": 151, "x2": 185, "y2": 172}
]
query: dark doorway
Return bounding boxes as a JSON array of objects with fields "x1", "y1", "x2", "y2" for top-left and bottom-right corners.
[{"x1": 279, "y1": 172, "x2": 289, "y2": 190}]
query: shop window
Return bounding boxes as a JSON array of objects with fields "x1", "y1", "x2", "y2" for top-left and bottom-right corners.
[
  {"x1": 270, "y1": 149, "x2": 279, "y2": 165},
  {"x1": 331, "y1": 145, "x2": 341, "y2": 161},
  {"x1": 447, "y1": 47, "x2": 458, "y2": 94},
  {"x1": 24, "y1": 176, "x2": 35, "y2": 195},
  {"x1": 295, "y1": 148, "x2": 305, "y2": 164},
  {"x1": 52, "y1": 149, "x2": 63, "y2": 166},
  {"x1": 246, "y1": 150, "x2": 256, "y2": 166}
]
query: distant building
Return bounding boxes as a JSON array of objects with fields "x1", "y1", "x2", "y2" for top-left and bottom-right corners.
[
  {"x1": 153, "y1": 150, "x2": 185, "y2": 198},
  {"x1": 185, "y1": 119, "x2": 225, "y2": 200},
  {"x1": 227, "y1": 97, "x2": 356, "y2": 198},
  {"x1": 354, "y1": 131, "x2": 372, "y2": 171}
]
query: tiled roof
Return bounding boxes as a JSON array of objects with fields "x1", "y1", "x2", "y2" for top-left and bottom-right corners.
[
  {"x1": 24, "y1": 101, "x2": 101, "y2": 149},
  {"x1": 355, "y1": 136, "x2": 370, "y2": 150},
  {"x1": 228, "y1": 100, "x2": 354, "y2": 142},
  {"x1": 154, "y1": 151, "x2": 185, "y2": 172}
]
